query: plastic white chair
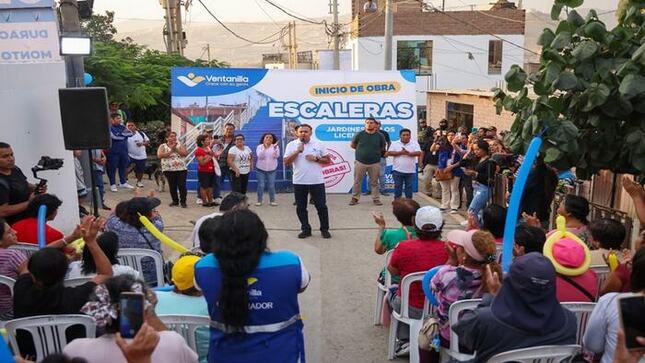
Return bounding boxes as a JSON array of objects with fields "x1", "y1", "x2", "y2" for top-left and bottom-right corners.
[
  {"x1": 5, "y1": 314, "x2": 97, "y2": 362},
  {"x1": 440, "y1": 298, "x2": 482, "y2": 362},
  {"x1": 0, "y1": 275, "x2": 16, "y2": 293},
  {"x1": 117, "y1": 248, "x2": 165, "y2": 287},
  {"x1": 158, "y1": 314, "x2": 210, "y2": 353},
  {"x1": 561, "y1": 302, "x2": 596, "y2": 346},
  {"x1": 63, "y1": 277, "x2": 93, "y2": 288},
  {"x1": 387, "y1": 271, "x2": 430, "y2": 363},
  {"x1": 9, "y1": 243, "x2": 39, "y2": 258},
  {"x1": 590, "y1": 265, "x2": 609, "y2": 298},
  {"x1": 374, "y1": 249, "x2": 394, "y2": 326},
  {"x1": 487, "y1": 344, "x2": 582, "y2": 363}
]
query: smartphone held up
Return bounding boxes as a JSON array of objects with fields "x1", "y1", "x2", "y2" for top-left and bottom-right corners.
[{"x1": 119, "y1": 292, "x2": 145, "y2": 339}]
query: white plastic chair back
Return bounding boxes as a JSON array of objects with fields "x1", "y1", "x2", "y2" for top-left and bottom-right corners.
[
  {"x1": 374, "y1": 249, "x2": 394, "y2": 325},
  {"x1": 63, "y1": 277, "x2": 93, "y2": 288},
  {"x1": 387, "y1": 271, "x2": 429, "y2": 363},
  {"x1": 561, "y1": 302, "x2": 596, "y2": 346},
  {"x1": 5, "y1": 314, "x2": 96, "y2": 362},
  {"x1": 0, "y1": 275, "x2": 16, "y2": 293},
  {"x1": 487, "y1": 344, "x2": 582, "y2": 363},
  {"x1": 158, "y1": 314, "x2": 210, "y2": 352},
  {"x1": 589, "y1": 265, "x2": 609, "y2": 297},
  {"x1": 441, "y1": 298, "x2": 482, "y2": 362},
  {"x1": 117, "y1": 248, "x2": 164, "y2": 287},
  {"x1": 8, "y1": 243, "x2": 39, "y2": 258}
]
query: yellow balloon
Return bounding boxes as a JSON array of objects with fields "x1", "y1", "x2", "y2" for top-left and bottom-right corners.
[
  {"x1": 138, "y1": 214, "x2": 189, "y2": 253},
  {"x1": 68, "y1": 238, "x2": 85, "y2": 254},
  {"x1": 543, "y1": 215, "x2": 591, "y2": 276}
]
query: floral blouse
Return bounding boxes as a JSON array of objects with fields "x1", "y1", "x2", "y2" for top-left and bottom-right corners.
[
  {"x1": 159, "y1": 143, "x2": 187, "y2": 172},
  {"x1": 431, "y1": 265, "x2": 484, "y2": 340}
]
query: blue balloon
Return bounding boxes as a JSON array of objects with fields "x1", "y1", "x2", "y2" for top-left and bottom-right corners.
[
  {"x1": 83, "y1": 72, "x2": 93, "y2": 85},
  {"x1": 37, "y1": 204, "x2": 47, "y2": 249},
  {"x1": 422, "y1": 265, "x2": 444, "y2": 306},
  {"x1": 501, "y1": 136, "x2": 543, "y2": 273}
]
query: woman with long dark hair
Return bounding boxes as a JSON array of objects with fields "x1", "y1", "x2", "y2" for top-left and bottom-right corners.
[
  {"x1": 194, "y1": 209, "x2": 309, "y2": 363},
  {"x1": 464, "y1": 140, "x2": 497, "y2": 224},
  {"x1": 66, "y1": 231, "x2": 141, "y2": 280}
]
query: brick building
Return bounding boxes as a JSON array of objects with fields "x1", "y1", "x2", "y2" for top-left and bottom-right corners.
[
  {"x1": 426, "y1": 90, "x2": 515, "y2": 131},
  {"x1": 349, "y1": 0, "x2": 526, "y2": 116}
]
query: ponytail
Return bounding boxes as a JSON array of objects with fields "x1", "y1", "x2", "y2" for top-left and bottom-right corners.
[
  {"x1": 211, "y1": 209, "x2": 268, "y2": 331},
  {"x1": 471, "y1": 231, "x2": 502, "y2": 294}
]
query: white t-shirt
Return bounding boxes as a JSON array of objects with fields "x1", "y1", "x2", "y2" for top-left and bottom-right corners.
[
  {"x1": 127, "y1": 131, "x2": 149, "y2": 160},
  {"x1": 285, "y1": 139, "x2": 327, "y2": 185},
  {"x1": 388, "y1": 140, "x2": 421, "y2": 173},
  {"x1": 63, "y1": 331, "x2": 198, "y2": 363},
  {"x1": 190, "y1": 211, "x2": 223, "y2": 249},
  {"x1": 228, "y1": 146, "x2": 253, "y2": 174},
  {"x1": 66, "y1": 261, "x2": 142, "y2": 280}
]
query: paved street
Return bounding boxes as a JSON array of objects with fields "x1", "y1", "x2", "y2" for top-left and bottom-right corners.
[{"x1": 101, "y1": 179, "x2": 465, "y2": 363}]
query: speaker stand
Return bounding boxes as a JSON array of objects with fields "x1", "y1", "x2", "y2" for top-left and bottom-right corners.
[{"x1": 87, "y1": 149, "x2": 99, "y2": 217}]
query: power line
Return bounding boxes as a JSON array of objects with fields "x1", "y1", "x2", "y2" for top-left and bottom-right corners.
[
  {"x1": 422, "y1": 1, "x2": 539, "y2": 55},
  {"x1": 253, "y1": 0, "x2": 283, "y2": 30},
  {"x1": 196, "y1": 0, "x2": 286, "y2": 44},
  {"x1": 261, "y1": 0, "x2": 325, "y2": 25}
]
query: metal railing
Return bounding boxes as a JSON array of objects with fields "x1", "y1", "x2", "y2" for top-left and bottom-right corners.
[{"x1": 179, "y1": 111, "x2": 232, "y2": 165}]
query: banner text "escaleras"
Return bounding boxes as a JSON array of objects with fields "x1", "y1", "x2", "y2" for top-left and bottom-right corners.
[{"x1": 268, "y1": 101, "x2": 414, "y2": 120}]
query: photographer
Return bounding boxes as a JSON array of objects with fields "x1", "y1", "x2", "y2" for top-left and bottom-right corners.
[{"x1": 0, "y1": 143, "x2": 46, "y2": 225}]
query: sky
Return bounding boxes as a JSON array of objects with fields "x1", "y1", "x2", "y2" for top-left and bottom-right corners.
[{"x1": 94, "y1": 0, "x2": 619, "y2": 23}]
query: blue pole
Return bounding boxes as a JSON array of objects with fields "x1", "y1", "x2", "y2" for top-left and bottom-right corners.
[
  {"x1": 501, "y1": 136, "x2": 542, "y2": 272},
  {"x1": 37, "y1": 205, "x2": 47, "y2": 249}
]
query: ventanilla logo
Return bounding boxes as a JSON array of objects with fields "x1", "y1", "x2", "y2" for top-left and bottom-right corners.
[{"x1": 176, "y1": 73, "x2": 205, "y2": 87}]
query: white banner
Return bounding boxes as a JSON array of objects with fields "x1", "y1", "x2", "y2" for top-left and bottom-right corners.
[{"x1": 0, "y1": 21, "x2": 60, "y2": 64}]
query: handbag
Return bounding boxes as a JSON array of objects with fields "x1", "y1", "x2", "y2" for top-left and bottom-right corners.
[
  {"x1": 435, "y1": 168, "x2": 453, "y2": 181},
  {"x1": 418, "y1": 316, "x2": 441, "y2": 351}
]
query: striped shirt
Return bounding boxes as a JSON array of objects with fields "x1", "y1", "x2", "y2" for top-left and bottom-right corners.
[{"x1": 0, "y1": 248, "x2": 27, "y2": 319}]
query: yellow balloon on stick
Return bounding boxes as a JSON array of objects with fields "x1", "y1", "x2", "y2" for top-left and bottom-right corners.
[
  {"x1": 138, "y1": 213, "x2": 189, "y2": 253},
  {"x1": 543, "y1": 215, "x2": 591, "y2": 276},
  {"x1": 68, "y1": 238, "x2": 85, "y2": 254}
]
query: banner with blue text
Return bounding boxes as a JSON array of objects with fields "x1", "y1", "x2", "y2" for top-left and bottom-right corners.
[{"x1": 171, "y1": 68, "x2": 417, "y2": 193}]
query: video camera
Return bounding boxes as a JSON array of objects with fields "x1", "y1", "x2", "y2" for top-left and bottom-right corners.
[{"x1": 32, "y1": 156, "x2": 64, "y2": 193}]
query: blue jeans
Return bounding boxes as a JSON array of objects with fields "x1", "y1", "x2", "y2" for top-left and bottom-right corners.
[
  {"x1": 469, "y1": 182, "x2": 491, "y2": 225},
  {"x1": 256, "y1": 169, "x2": 276, "y2": 203},
  {"x1": 107, "y1": 151, "x2": 129, "y2": 185},
  {"x1": 366, "y1": 157, "x2": 387, "y2": 193},
  {"x1": 392, "y1": 170, "x2": 414, "y2": 199}
]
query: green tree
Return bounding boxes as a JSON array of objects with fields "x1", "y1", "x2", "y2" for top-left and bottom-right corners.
[
  {"x1": 81, "y1": 12, "x2": 228, "y2": 123},
  {"x1": 494, "y1": 0, "x2": 645, "y2": 178}
]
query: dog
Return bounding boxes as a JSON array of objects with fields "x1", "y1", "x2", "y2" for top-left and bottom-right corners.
[{"x1": 144, "y1": 162, "x2": 166, "y2": 192}]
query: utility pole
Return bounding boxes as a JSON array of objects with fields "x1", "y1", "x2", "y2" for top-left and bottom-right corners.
[
  {"x1": 383, "y1": 0, "x2": 393, "y2": 70},
  {"x1": 292, "y1": 21, "x2": 297, "y2": 69},
  {"x1": 286, "y1": 22, "x2": 293, "y2": 69},
  {"x1": 442, "y1": 0, "x2": 446, "y2": 11},
  {"x1": 162, "y1": 0, "x2": 185, "y2": 55},
  {"x1": 205, "y1": 44, "x2": 211, "y2": 63},
  {"x1": 331, "y1": 0, "x2": 340, "y2": 70},
  {"x1": 59, "y1": 0, "x2": 98, "y2": 216}
]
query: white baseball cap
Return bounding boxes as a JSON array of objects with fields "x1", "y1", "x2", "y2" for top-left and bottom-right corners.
[{"x1": 414, "y1": 206, "x2": 444, "y2": 231}]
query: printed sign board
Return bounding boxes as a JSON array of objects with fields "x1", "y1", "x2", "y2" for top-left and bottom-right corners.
[
  {"x1": 0, "y1": 21, "x2": 60, "y2": 63},
  {"x1": 171, "y1": 68, "x2": 417, "y2": 193}
]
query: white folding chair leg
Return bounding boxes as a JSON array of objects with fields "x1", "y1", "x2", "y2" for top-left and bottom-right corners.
[
  {"x1": 409, "y1": 319, "x2": 422, "y2": 363},
  {"x1": 374, "y1": 287, "x2": 385, "y2": 325},
  {"x1": 387, "y1": 314, "x2": 398, "y2": 360}
]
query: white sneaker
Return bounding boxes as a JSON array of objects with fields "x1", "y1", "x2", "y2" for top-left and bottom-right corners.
[
  {"x1": 269, "y1": 202, "x2": 278, "y2": 206},
  {"x1": 110, "y1": 184, "x2": 118, "y2": 192},
  {"x1": 136, "y1": 181, "x2": 144, "y2": 188},
  {"x1": 120, "y1": 183, "x2": 135, "y2": 190},
  {"x1": 450, "y1": 209, "x2": 459, "y2": 214},
  {"x1": 196, "y1": 198, "x2": 203, "y2": 205},
  {"x1": 214, "y1": 197, "x2": 222, "y2": 204},
  {"x1": 255, "y1": 202, "x2": 262, "y2": 206}
]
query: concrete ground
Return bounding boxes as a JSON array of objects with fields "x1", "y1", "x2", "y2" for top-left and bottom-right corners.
[{"x1": 99, "y1": 178, "x2": 466, "y2": 363}]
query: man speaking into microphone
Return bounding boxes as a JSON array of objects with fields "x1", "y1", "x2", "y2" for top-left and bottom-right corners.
[{"x1": 284, "y1": 124, "x2": 332, "y2": 240}]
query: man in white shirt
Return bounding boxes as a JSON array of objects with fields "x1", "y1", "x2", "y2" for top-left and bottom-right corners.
[
  {"x1": 363, "y1": 0, "x2": 378, "y2": 13},
  {"x1": 284, "y1": 124, "x2": 331, "y2": 239},
  {"x1": 126, "y1": 121, "x2": 150, "y2": 188},
  {"x1": 386, "y1": 128, "x2": 421, "y2": 199}
]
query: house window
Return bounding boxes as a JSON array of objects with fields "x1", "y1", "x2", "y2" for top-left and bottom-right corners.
[
  {"x1": 396, "y1": 40, "x2": 433, "y2": 76},
  {"x1": 488, "y1": 40, "x2": 503, "y2": 75},
  {"x1": 446, "y1": 102, "x2": 474, "y2": 130}
]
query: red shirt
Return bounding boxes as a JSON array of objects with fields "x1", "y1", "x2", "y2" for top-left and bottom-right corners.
[
  {"x1": 390, "y1": 239, "x2": 449, "y2": 309},
  {"x1": 12, "y1": 217, "x2": 64, "y2": 245},
  {"x1": 195, "y1": 147, "x2": 215, "y2": 173},
  {"x1": 556, "y1": 269, "x2": 598, "y2": 302}
]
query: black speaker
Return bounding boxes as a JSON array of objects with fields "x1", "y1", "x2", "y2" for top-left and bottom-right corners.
[{"x1": 58, "y1": 87, "x2": 111, "y2": 150}]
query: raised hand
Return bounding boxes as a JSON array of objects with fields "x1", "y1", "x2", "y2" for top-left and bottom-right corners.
[
  {"x1": 521, "y1": 212, "x2": 541, "y2": 228},
  {"x1": 372, "y1": 211, "x2": 386, "y2": 229},
  {"x1": 80, "y1": 216, "x2": 105, "y2": 243},
  {"x1": 484, "y1": 264, "x2": 502, "y2": 295}
]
